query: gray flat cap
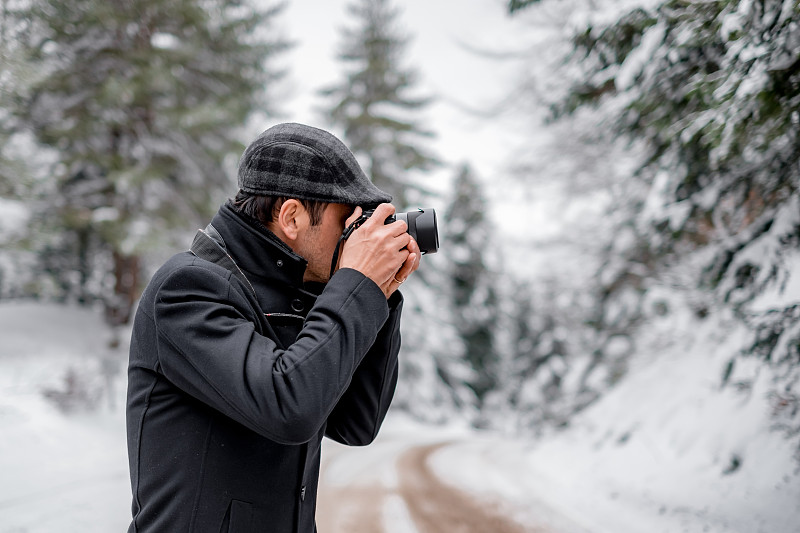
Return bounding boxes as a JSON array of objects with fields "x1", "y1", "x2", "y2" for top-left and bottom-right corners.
[{"x1": 237, "y1": 123, "x2": 392, "y2": 206}]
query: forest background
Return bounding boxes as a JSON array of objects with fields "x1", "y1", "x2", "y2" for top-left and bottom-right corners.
[{"x1": 0, "y1": 0, "x2": 799, "y2": 531}]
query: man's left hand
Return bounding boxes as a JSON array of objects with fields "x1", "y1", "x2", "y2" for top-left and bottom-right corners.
[{"x1": 386, "y1": 235, "x2": 420, "y2": 298}]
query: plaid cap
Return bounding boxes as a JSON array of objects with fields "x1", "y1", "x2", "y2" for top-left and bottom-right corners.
[{"x1": 237, "y1": 123, "x2": 392, "y2": 206}]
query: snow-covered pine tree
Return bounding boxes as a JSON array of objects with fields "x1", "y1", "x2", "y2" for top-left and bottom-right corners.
[
  {"x1": 0, "y1": 1, "x2": 51, "y2": 300},
  {"x1": 0, "y1": 1, "x2": 17, "y2": 197},
  {"x1": 388, "y1": 164, "x2": 479, "y2": 422},
  {"x1": 498, "y1": 278, "x2": 581, "y2": 431},
  {"x1": 17, "y1": 0, "x2": 287, "y2": 324},
  {"x1": 319, "y1": 0, "x2": 438, "y2": 208},
  {"x1": 390, "y1": 251, "x2": 477, "y2": 423},
  {"x1": 0, "y1": 0, "x2": 37, "y2": 197},
  {"x1": 515, "y1": 0, "x2": 800, "y2": 445},
  {"x1": 482, "y1": 0, "x2": 651, "y2": 431},
  {"x1": 444, "y1": 164, "x2": 501, "y2": 408}
]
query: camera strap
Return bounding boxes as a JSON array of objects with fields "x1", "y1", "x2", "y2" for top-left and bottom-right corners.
[{"x1": 328, "y1": 217, "x2": 363, "y2": 280}]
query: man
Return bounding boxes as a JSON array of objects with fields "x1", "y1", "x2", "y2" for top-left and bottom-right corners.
[{"x1": 126, "y1": 122, "x2": 420, "y2": 532}]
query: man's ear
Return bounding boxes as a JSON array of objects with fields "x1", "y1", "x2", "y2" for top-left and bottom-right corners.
[{"x1": 275, "y1": 199, "x2": 309, "y2": 242}]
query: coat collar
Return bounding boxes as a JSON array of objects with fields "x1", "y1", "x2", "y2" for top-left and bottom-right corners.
[{"x1": 210, "y1": 201, "x2": 310, "y2": 292}]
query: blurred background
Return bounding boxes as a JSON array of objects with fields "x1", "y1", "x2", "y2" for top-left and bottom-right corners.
[{"x1": 1, "y1": 0, "x2": 798, "y2": 531}]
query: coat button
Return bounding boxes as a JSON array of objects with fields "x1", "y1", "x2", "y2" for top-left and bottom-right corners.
[
  {"x1": 291, "y1": 298, "x2": 304, "y2": 312},
  {"x1": 276, "y1": 260, "x2": 284, "y2": 268}
]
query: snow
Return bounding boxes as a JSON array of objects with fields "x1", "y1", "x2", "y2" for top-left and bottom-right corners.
[
  {"x1": 2, "y1": 301, "x2": 799, "y2": 532},
  {"x1": 616, "y1": 22, "x2": 666, "y2": 91},
  {"x1": 383, "y1": 494, "x2": 418, "y2": 533},
  {"x1": 0, "y1": 302, "x2": 131, "y2": 532},
  {"x1": 428, "y1": 309, "x2": 800, "y2": 533},
  {"x1": 150, "y1": 32, "x2": 179, "y2": 50}
]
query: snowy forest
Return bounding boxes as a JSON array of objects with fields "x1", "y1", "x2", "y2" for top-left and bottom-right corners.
[{"x1": 1, "y1": 0, "x2": 799, "y2": 532}]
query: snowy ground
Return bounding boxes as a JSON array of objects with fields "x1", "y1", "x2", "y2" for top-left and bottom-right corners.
[
  {"x1": 0, "y1": 302, "x2": 130, "y2": 532},
  {"x1": 1, "y1": 302, "x2": 798, "y2": 532},
  {"x1": 424, "y1": 306, "x2": 800, "y2": 533}
]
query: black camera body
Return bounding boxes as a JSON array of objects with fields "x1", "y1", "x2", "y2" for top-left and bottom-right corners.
[{"x1": 359, "y1": 207, "x2": 439, "y2": 254}]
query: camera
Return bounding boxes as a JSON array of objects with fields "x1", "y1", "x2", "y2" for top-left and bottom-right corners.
[
  {"x1": 329, "y1": 206, "x2": 440, "y2": 279},
  {"x1": 359, "y1": 207, "x2": 439, "y2": 254}
]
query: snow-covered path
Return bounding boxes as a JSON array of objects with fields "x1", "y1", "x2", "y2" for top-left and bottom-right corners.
[{"x1": 318, "y1": 438, "x2": 542, "y2": 533}]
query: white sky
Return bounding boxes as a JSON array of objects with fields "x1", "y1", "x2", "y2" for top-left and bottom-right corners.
[{"x1": 268, "y1": 0, "x2": 537, "y2": 187}]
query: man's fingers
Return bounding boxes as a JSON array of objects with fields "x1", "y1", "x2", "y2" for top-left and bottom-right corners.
[
  {"x1": 345, "y1": 206, "x2": 363, "y2": 228},
  {"x1": 406, "y1": 237, "x2": 421, "y2": 261},
  {"x1": 394, "y1": 238, "x2": 420, "y2": 283},
  {"x1": 394, "y1": 231, "x2": 411, "y2": 251},
  {"x1": 360, "y1": 203, "x2": 395, "y2": 229},
  {"x1": 396, "y1": 255, "x2": 415, "y2": 281},
  {"x1": 387, "y1": 219, "x2": 408, "y2": 237},
  {"x1": 351, "y1": 204, "x2": 409, "y2": 239}
]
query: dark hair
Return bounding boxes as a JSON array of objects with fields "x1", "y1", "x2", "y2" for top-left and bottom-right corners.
[{"x1": 233, "y1": 190, "x2": 327, "y2": 227}]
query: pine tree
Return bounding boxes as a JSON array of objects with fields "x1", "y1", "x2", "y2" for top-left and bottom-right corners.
[
  {"x1": 0, "y1": 0, "x2": 18, "y2": 196},
  {"x1": 17, "y1": 0, "x2": 287, "y2": 324},
  {"x1": 390, "y1": 258, "x2": 477, "y2": 423},
  {"x1": 511, "y1": 0, "x2": 800, "y2": 441},
  {"x1": 445, "y1": 164, "x2": 500, "y2": 406},
  {"x1": 0, "y1": 0, "x2": 37, "y2": 197},
  {"x1": 320, "y1": 0, "x2": 437, "y2": 207},
  {"x1": 501, "y1": 279, "x2": 579, "y2": 428},
  {"x1": 553, "y1": 0, "x2": 800, "y2": 363},
  {"x1": 0, "y1": 0, "x2": 47, "y2": 300}
]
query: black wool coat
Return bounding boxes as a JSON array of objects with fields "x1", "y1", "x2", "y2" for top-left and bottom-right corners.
[{"x1": 126, "y1": 202, "x2": 402, "y2": 533}]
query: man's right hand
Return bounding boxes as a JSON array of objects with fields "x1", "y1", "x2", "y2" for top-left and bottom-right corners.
[{"x1": 338, "y1": 204, "x2": 416, "y2": 298}]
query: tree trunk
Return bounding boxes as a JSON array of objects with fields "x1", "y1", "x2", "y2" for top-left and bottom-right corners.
[{"x1": 105, "y1": 251, "x2": 140, "y2": 326}]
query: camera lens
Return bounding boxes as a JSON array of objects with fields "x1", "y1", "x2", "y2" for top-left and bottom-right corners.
[{"x1": 395, "y1": 208, "x2": 439, "y2": 254}]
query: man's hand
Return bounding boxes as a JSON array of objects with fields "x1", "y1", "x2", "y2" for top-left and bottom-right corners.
[{"x1": 339, "y1": 204, "x2": 421, "y2": 298}]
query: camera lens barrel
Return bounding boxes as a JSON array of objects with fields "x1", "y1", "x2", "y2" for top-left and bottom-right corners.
[{"x1": 393, "y1": 209, "x2": 439, "y2": 254}]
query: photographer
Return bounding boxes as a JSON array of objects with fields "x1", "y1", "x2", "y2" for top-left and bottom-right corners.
[{"x1": 126, "y1": 123, "x2": 420, "y2": 532}]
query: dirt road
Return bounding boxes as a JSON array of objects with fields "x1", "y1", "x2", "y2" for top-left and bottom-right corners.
[{"x1": 317, "y1": 441, "x2": 544, "y2": 533}]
